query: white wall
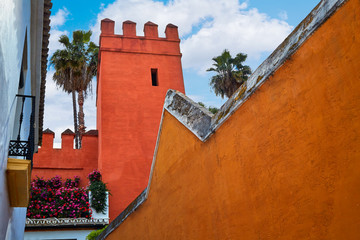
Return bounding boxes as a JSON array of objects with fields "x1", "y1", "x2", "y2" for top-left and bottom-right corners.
[
  {"x1": 0, "y1": 0, "x2": 43, "y2": 239},
  {"x1": 25, "y1": 229, "x2": 94, "y2": 240}
]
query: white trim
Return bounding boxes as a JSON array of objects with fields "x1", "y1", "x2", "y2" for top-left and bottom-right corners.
[{"x1": 25, "y1": 217, "x2": 109, "y2": 227}]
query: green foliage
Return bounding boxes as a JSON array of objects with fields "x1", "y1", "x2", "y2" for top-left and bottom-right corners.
[
  {"x1": 198, "y1": 102, "x2": 205, "y2": 107},
  {"x1": 198, "y1": 102, "x2": 219, "y2": 114},
  {"x1": 208, "y1": 106, "x2": 219, "y2": 114},
  {"x1": 88, "y1": 181, "x2": 109, "y2": 214},
  {"x1": 86, "y1": 226, "x2": 107, "y2": 240},
  {"x1": 88, "y1": 170, "x2": 110, "y2": 214},
  {"x1": 50, "y1": 30, "x2": 99, "y2": 94},
  {"x1": 207, "y1": 49, "x2": 251, "y2": 99}
]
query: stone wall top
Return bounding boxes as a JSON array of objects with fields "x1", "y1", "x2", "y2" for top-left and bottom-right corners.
[{"x1": 100, "y1": 19, "x2": 179, "y2": 40}]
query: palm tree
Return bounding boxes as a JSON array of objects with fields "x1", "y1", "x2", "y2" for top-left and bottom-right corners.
[
  {"x1": 70, "y1": 31, "x2": 98, "y2": 144},
  {"x1": 207, "y1": 49, "x2": 251, "y2": 98},
  {"x1": 50, "y1": 30, "x2": 98, "y2": 148},
  {"x1": 51, "y1": 39, "x2": 80, "y2": 148}
]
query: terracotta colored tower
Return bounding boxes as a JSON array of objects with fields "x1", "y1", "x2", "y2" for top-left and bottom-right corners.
[{"x1": 97, "y1": 19, "x2": 185, "y2": 219}]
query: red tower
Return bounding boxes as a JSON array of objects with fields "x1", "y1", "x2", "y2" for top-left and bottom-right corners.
[{"x1": 97, "y1": 19, "x2": 185, "y2": 219}]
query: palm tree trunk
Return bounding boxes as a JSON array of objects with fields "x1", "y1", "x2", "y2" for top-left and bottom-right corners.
[
  {"x1": 70, "y1": 69, "x2": 79, "y2": 149},
  {"x1": 77, "y1": 89, "x2": 85, "y2": 148},
  {"x1": 72, "y1": 90, "x2": 79, "y2": 149},
  {"x1": 77, "y1": 64, "x2": 88, "y2": 148}
]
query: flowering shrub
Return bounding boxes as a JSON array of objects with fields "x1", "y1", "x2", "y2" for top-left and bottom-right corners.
[
  {"x1": 47, "y1": 175, "x2": 62, "y2": 189},
  {"x1": 88, "y1": 170, "x2": 109, "y2": 214},
  {"x1": 33, "y1": 176, "x2": 47, "y2": 188},
  {"x1": 65, "y1": 176, "x2": 80, "y2": 188},
  {"x1": 27, "y1": 176, "x2": 91, "y2": 219},
  {"x1": 88, "y1": 170, "x2": 101, "y2": 183}
]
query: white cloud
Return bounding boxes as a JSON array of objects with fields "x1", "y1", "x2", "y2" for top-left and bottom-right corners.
[
  {"x1": 48, "y1": 8, "x2": 71, "y2": 57},
  {"x1": 90, "y1": 0, "x2": 292, "y2": 73},
  {"x1": 91, "y1": 0, "x2": 248, "y2": 39},
  {"x1": 187, "y1": 95, "x2": 205, "y2": 103},
  {"x1": 48, "y1": 29, "x2": 69, "y2": 57},
  {"x1": 182, "y1": 8, "x2": 292, "y2": 73},
  {"x1": 50, "y1": 7, "x2": 70, "y2": 27},
  {"x1": 100, "y1": 3, "x2": 105, "y2": 11},
  {"x1": 187, "y1": 94, "x2": 224, "y2": 108},
  {"x1": 278, "y1": 10, "x2": 288, "y2": 21}
]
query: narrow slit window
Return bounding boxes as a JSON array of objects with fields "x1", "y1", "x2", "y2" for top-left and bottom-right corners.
[{"x1": 151, "y1": 69, "x2": 158, "y2": 86}]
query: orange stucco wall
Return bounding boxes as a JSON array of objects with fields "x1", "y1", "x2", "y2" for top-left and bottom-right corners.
[
  {"x1": 106, "y1": 0, "x2": 360, "y2": 239},
  {"x1": 97, "y1": 20, "x2": 185, "y2": 219},
  {"x1": 32, "y1": 131, "x2": 98, "y2": 187}
]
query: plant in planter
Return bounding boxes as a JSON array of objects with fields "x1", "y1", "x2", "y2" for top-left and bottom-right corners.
[
  {"x1": 87, "y1": 170, "x2": 110, "y2": 214},
  {"x1": 88, "y1": 170, "x2": 101, "y2": 182}
]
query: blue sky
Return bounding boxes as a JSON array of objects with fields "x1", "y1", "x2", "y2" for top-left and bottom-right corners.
[{"x1": 45, "y1": 0, "x2": 319, "y2": 145}]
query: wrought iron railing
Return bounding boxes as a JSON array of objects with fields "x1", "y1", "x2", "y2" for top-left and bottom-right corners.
[{"x1": 8, "y1": 94, "x2": 36, "y2": 167}]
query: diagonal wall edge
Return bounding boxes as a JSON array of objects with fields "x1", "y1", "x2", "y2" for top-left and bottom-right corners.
[{"x1": 165, "y1": 0, "x2": 348, "y2": 142}]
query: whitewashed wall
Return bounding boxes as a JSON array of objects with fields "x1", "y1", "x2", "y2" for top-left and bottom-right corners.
[{"x1": 0, "y1": 0, "x2": 43, "y2": 239}]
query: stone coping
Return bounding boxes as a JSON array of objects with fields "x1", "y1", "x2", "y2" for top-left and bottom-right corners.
[{"x1": 25, "y1": 217, "x2": 109, "y2": 228}]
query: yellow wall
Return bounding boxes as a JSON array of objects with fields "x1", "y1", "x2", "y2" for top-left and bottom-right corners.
[{"x1": 106, "y1": 0, "x2": 360, "y2": 239}]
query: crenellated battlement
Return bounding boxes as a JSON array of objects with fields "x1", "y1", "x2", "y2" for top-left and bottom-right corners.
[
  {"x1": 123, "y1": 20, "x2": 136, "y2": 36},
  {"x1": 99, "y1": 19, "x2": 181, "y2": 56},
  {"x1": 32, "y1": 128, "x2": 98, "y2": 187},
  {"x1": 40, "y1": 128, "x2": 98, "y2": 150},
  {"x1": 100, "y1": 19, "x2": 179, "y2": 40}
]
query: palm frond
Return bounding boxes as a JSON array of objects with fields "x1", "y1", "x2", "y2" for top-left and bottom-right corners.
[
  {"x1": 59, "y1": 35, "x2": 70, "y2": 48},
  {"x1": 207, "y1": 49, "x2": 251, "y2": 98}
]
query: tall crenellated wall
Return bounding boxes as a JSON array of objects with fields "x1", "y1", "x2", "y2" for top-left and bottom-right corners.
[
  {"x1": 99, "y1": 0, "x2": 360, "y2": 239},
  {"x1": 97, "y1": 20, "x2": 185, "y2": 220},
  {"x1": 32, "y1": 129, "x2": 98, "y2": 187},
  {"x1": 99, "y1": 19, "x2": 181, "y2": 55}
]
